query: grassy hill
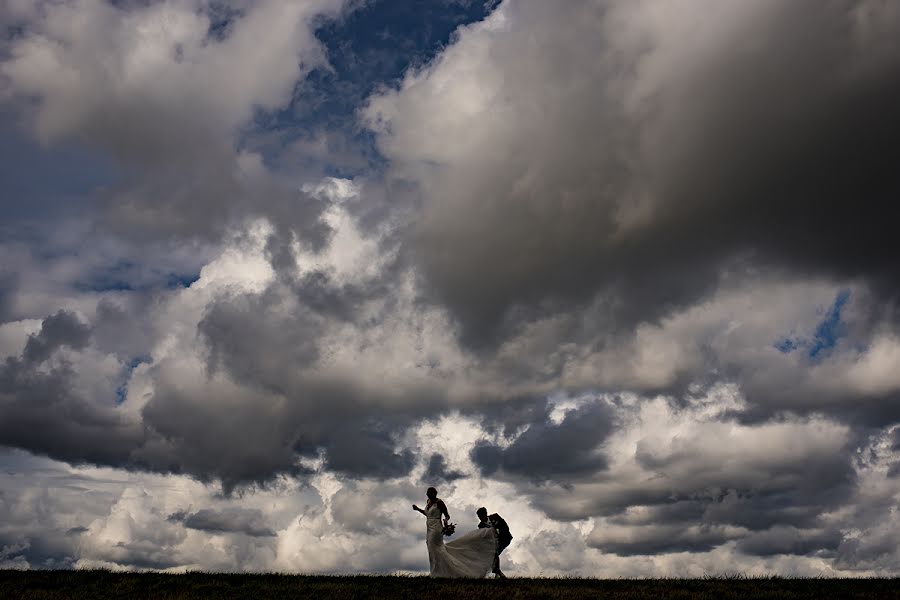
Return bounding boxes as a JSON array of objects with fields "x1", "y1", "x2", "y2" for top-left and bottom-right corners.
[{"x1": 2, "y1": 570, "x2": 899, "y2": 600}]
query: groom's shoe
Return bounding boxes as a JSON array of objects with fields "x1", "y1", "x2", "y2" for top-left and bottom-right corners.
[{"x1": 494, "y1": 570, "x2": 506, "y2": 579}]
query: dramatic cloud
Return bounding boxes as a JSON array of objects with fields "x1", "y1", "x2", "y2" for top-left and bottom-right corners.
[
  {"x1": 1, "y1": 0, "x2": 899, "y2": 576},
  {"x1": 21, "y1": 309, "x2": 91, "y2": 363},
  {"x1": 421, "y1": 454, "x2": 465, "y2": 484},
  {"x1": 0, "y1": 310, "x2": 145, "y2": 466},
  {"x1": 168, "y1": 508, "x2": 276, "y2": 538},
  {"x1": 471, "y1": 399, "x2": 615, "y2": 480},
  {"x1": 364, "y1": 0, "x2": 900, "y2": 344},
  {"x1": 2, "y1": 0, "x2": 345, "y2": 240}
]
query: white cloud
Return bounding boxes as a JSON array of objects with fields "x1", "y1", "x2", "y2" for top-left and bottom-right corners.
[{"x1": 2, "y1": 0, "x2": 343, "y2": 152}]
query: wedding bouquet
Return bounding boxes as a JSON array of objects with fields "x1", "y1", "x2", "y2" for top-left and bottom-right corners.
[{"x1": 442, "y1": 522, "x2": 456, "y2": 537}]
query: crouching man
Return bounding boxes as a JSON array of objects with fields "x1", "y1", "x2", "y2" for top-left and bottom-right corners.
[{"x1": 476, "y1": 506, "x2": 512, "y2": 578}]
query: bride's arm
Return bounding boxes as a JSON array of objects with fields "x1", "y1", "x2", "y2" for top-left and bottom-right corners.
[
  {"x1": 412, "y1": 504, "x2": 426, "y2": 516},
  {"x1": 437, "y1": 500, "x2": 450, "y2": 523}
]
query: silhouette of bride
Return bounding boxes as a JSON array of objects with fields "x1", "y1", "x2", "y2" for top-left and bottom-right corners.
[{"x1": 412, "y1": 487, "x2": 497, "y2": 578}]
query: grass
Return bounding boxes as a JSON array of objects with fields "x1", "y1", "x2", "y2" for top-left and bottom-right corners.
[{"x1": 2, "y1": 570, "x2": 899, "y2": 600}]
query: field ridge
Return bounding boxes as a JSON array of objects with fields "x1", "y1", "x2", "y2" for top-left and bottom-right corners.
[{"x1": 3, "y1": 570, "x2": 900, "y2": 599}]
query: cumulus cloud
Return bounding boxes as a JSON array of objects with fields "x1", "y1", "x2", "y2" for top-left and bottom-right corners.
[
  {"x1": 471, "y1": 398, "x2": 615, "y2": 481},
  {"x1": 421, "y1": 453, "x2": 465, "y2": 484},
  {"x1": 0, "y1": 310, "x2": 144, "y2": 466},
  {"x1": 168, "y1": 508, "x2": 276, "y2": 538},
  {"x1": 1, "y1": 0, "x2": 346, "y2": 240},
  {"x1": 1, "y1": 398, "x2": 899, "y2": 575},
  {"x1": 21, "y1": 309, "x2": 91, "y2": 364},
  {"x1": 364, "y1": 0, "x2": 900, "y2": 345},
  {"x1": 529, "y1": 392, "x2": 856, "y2": 523}
]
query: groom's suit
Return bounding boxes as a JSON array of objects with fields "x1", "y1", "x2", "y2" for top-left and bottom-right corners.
[{"x1": 478, "y1": 513, "x2": 512, "y2": 574}]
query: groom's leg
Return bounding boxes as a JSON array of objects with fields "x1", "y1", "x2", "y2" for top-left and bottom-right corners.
[
  {"x1": 494, "y1": 540, "x2": 511, "y2": 575},
  {"x1": 493, "y1": 538, "x2": 510, "y2": 575}
]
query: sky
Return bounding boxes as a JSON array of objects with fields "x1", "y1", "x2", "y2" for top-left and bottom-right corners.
[{"x1": 1, "y1": 0, "x2": 900, "y2": 576}]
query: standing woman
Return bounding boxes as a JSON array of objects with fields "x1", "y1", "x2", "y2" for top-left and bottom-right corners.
[{"x1": 413, "y1": 487, "x2": 497, "y2": 578}]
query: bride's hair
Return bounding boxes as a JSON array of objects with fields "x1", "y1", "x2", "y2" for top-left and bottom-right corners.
[{"x1": 426, "y1": 487, "x2": 438, "y2": 499}]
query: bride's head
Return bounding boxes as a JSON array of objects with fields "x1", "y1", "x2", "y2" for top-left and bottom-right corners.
[{"x1": 426, "y1": 487, "x2": 438, "y2": 500}]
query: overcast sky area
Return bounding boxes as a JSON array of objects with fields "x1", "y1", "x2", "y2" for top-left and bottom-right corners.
[{"x1": 1, "y1": 0, "x2": 900, "y2": 576}]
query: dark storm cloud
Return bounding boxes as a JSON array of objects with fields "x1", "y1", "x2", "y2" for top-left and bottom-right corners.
[
  {"x1": 421, "y1": 453, "x2": 465, "y2": 484},
  {"x1": 585, "y1": 492, "x2": 852, "y2": 558},
  {"x1": 0, "y1": 273, "x2": 17, "y2": 323},
  {"x1": 737, "y1": 373, "x2": 900, "y2": 428},
  {"x1": 888, "y1": 462, "x2": 900, "y2": 479},
  {"x1": 288, "y1": 269, "x2": 385, "y2": 321},
  {"x1": 322, "y1": 425, "x2": 416, "y2": 479},
  {"x1": 471, "y1": 400, "x2": 615, "y2": 481},
  {"x1": 0, "y1": 311, "x2": 144, "y2": 467},
  {"x1": 198, "y1": 285, "x2": 326, "y2": 391},
  {"x1": 366, "y1": 0, "x2": 900, "y2": 349},
  {"x1": 172, "y1": 228, "x2": 449, "y2": 486},
  {"x1": 834, "y1": 531, "x2": 900, "y2": 572},
  {"x1": 133, "y1": 376, "x2": 306, "y2": 488},
  {"x1": 517, "y1": 406, "x2": 862, "y2": 557},
  {"x1": 21, "y1": 310, "x2": 91, "y2": 364},
  {"x1": 0, "y1": 533, "x2": 78, "y2": 570},
  {"x1": 0, "y1": 301, "x2": 408, "y2": 489},
  {"x1": 0, "y1": 356, "x2": 140, "y2": 466},
  {"x1": 185, "y1": 275, "x2": 422, "y2": 485},
  {"x1": 633, "y1": 436, "x2": 856, "y2": 519},
  {"x1": 168, "y1": 508, "x2": 276, "y2": 537},
  {"x1": 465, "y1": 395, "x2": 561, "y2": 439},
  {"x1": 736, "y1": 526, "x2": 843, "y2": 557},
  {"x1": 73, "y1": 253, "x2": 435, "y2": 489},
  {"x1": 582, "y1": 475, "x2": 855, "y2": 535},
  {"x1": 588, "y1": 524, "x2": 739, "y2": 557},
  {"x1": 134, "y1": 359, "x2": 425, "y2": 488}
]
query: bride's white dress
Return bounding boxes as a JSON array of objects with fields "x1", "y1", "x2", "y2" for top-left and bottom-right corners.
[{"x1": 425, "y1": 503, "x2": 497, "y2": 578}]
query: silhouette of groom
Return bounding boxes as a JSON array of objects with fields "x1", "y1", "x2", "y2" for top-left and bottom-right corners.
[{"x1": 477, "y1": 507, "x2": 512, "y2": 578}]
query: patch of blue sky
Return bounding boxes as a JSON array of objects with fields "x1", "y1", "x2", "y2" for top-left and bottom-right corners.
[
  {"x1": 74, "y1": 260, "x2": 200, "y2": 293},
  {"x1": 115, "y1": 355, "x2": 152, "y2": 404},
  {"x1": 807, "y1": 289, "x2": 851, "y2": 359},
  {"x1": 773, "y1": 289, "x2": 851, "y2": 361},
  {"x1": 166, "y1": 272, "x2": 201, "y2": 289},
  {"x1": 246, "y1": 0, "x2": 498, "y2": 177},
  {"x1": 773, "y1": 336, "x2": 802, "y2": 354},
  {"x1": 204, "y1": 1, "x2": 244, "y2": 42}
]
